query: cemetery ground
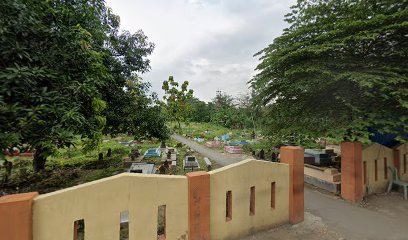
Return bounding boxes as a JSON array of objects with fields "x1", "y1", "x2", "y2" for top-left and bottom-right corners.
[
  {"x1": 0, "y1": 135, "x2": 216, "y2": 195},
  {"x1": 175, "y1": 122, "x2": 282, "y2": 158}
]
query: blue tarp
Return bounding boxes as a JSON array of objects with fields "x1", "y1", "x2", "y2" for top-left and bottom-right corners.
[{"x1": 368, "y1": 127, "x2": 408, "y2": 148}]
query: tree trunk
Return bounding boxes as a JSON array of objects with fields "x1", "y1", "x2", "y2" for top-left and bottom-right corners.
[
  {"x1": 177, "y1": 121, "x2": 181, "y2": 133},
  {"x1": 33, "y1": 148, "x2": 46, "y2": 172}
]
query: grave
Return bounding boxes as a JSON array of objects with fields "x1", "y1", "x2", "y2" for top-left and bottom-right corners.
[
  {"x1": 220, "y1": 134, "x2": 230, "y2": 141},
  {"x1": 224, "y1": 146, "x2": 243, "y2": 154},
  {"x1": 304, "y1": 164, "x2": 341, "y2": 193},
  {"x1": 183, "y1": 156, "x2": 200, "y2": 170},
  {"x1": 128, "y1": 163, "x2": 155, "y2": 174},
  {"x1": 204, "y1": 157, "x2": 212, "y2": 170},
  {"x1": 144, "y1": 148, "x2": 161, "y2": 157},
  {"x1": 119, "y1": 140, "x2": 131, "y2": 145},
  {"x1": 206, "y1": 141, "x2": 221, "y2": 148},
  {"x1": 233, "y1": 140, "x2": 249, "y2": 145},
  {"x1": 304, "y1": 149, "x2": 331, "y2": 166},
  {"x1": 194, "y1": 138, "x2": 204, "y2": 143}
]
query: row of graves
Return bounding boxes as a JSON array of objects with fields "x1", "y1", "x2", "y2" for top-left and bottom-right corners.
[
  {"x1": 203, "y1": 133, "x2": 251, "y2": 155},
  {"x1": 126, "y1": 145, "x2": 206, "y2": 175}
]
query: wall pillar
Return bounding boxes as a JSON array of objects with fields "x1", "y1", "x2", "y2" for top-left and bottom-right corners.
[
  {"x1": 0, "y1": 192, "x2": 38, "y2": 240},
  {"x1": 280, "y1": 146, "x2": 304, "y2": 224},
  {"x1": 186, "y1": 171, "x2": 210, "y2": 240},
  {"x1": 341, "y1": 142, "x2": 363, "y2": 203}
]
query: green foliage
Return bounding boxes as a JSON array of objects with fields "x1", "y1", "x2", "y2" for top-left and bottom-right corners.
[
  {"x1": 0, "y1": 0, "x2": 160, "y2": 170},
  {"x1": 162, "y1": 76, "x2": 194, "y2": 132},
  {"x1": 252, "y1": 0, "x2": 408, "y2": 142}
]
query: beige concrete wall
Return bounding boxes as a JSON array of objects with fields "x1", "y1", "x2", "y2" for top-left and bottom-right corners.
[
  {"x1": 397, "y1": 143, "x2": 408, "y2": 181},
  {"x1": 362, "y1": 144, "x2": 394, "y2": 195},
  {"x1": 209, "y1": 159, "x2": 289, "y2": 240},
  {"x1": 33, "y1": 174, "x2": 188, "y2": 240}
]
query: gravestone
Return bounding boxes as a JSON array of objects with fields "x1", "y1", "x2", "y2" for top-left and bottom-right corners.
[
  {"x1": 98, "y1": 153, "x2": 103, "y2": 161},
  {"x1": 107, "y1": 148, "x2": 112, "y2": 157}
]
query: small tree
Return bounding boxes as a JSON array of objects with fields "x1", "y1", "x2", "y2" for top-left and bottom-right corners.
[{"x1": 162, "y1": 76, "x2": 194, "y2": 132}]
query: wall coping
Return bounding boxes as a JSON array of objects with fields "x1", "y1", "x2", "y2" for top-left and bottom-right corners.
[{"x1": 208, "y1": 159, "x2": 289, "y2": 175}]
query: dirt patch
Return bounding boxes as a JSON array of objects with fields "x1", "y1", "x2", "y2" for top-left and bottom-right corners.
[
  {"x1": 361, "y1": 191, "x2": 408, "y2": 222},
  {"x1": 240, "y1": 212, "x2": 344, "y2": 240}
]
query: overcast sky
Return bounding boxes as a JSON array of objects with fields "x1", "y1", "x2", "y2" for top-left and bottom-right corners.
[{"x1": 106, "y1": 0, "x2": 295, "y2": 102}]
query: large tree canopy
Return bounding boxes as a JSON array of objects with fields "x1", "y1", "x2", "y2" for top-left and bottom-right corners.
[
  {"x1": 0, "y1": 0, "x2": 159, "y2": 171},
  {"x1": 252, "y1": 0, "x2": 408, "y2": 143}
]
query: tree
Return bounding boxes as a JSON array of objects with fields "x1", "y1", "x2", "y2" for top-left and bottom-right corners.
[
  {"x1": 162, "y1": 76, "x2": 194, "y2": 132},
  {"x1": 188, "y1": 98, "x2": 212, "y2": 122},
  {"x1": 252, "y1": 0, "x2": 408, "y2": 143},
  {"x1": 0, "y1": 0, "x2": 154, "y2": 171}
]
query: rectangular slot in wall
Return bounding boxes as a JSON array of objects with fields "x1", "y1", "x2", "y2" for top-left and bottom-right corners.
[
  {"x1": 249, "y1": 186, "x2": 255, "y2": 216},
  {"x1": 363, "y1": 162, "x2": 367, "y2": 185},
  {"x1": 384, "y1": 157, "x2": 388, "y2": 179},
  {"x1": 73, "y1": 219, "x2": 85, "y2": 240},
  {"x1": 375, "y1": 159, "x2": 378, "y2": 181},
  {"x1": 404, "y1": 154, "x2": 407, "y2": 174},
  {"x1": 157, "y1": 205, "x2": 166, "y2": 239},
  {"x1": 226, "y1": 191, "x2": 232, "y2": 221},
  {"x1": 271, "y1": 182, "x2": 276, "y2": 209},
  {"x1": 120, "y1": 211, "x2": 129, "y2": 240}
]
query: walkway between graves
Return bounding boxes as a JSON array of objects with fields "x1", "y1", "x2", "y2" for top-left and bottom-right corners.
[{"x1": 171, "y1": 134, "x2": 251, "y2": 166}]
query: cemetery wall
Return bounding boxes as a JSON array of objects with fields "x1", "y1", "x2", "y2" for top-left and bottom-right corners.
[
  {"x1": 396, "y1": 143, "x2": 408, "y2": 181},
  {"x1": 362, "y1": 143, "x2": 394, "y2": 195},
  {"x1": 209, "y1": 160, "x2": 290, "y2": 240},
  {"x1": 32, "y1": 174, "x2": 189, "y2": 240},
  {"x1": 2, "y1": 153, "x2": 303, "y2": 240}
]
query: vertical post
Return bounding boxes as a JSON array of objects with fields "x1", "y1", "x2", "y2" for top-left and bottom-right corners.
[
  {"x1": 0, "y1": 192, "x2": 38, "y2": 240},
  {"x1": 280, "y1": 146, "x2": 304, "y2": 224},
  {"x1": 186, "y1": 171, "x2": 210, "y2": 240},
  {"x1": 341, "y1": 142, "x2": 363, "y2": 203}
]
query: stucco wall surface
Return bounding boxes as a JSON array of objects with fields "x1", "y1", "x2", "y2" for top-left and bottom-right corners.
[
  {"x1": 362, "y1": 143, "x2": 394, "y2": 194},
  {"x1": 397, "y1": 144, "x2": 408, "y2": 181},
  {"x1": 209, "y1": 159, "x2": 289, "y2": 240},
  {"x1": 33, "y1": 173, "x2": 188, "y2": 240}
]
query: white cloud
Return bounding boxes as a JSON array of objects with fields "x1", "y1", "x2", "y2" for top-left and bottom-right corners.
[{"x1": 106, "y1": 0, "x2": 295, "y2": 102}]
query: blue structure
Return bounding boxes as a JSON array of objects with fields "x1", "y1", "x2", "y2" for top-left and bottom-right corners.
[
  {"x1": 234, "y1": 140, "x2": 249, "y2": 145},
  {"x1": 144, "y1": 148, "x2": 161, "y2": 157},
  {"x1": 220, "y1": 134, "x2": 230, "y2": 141},
  {"x1": 368, "y1": 127, "x2": 408, "y2": 148}
]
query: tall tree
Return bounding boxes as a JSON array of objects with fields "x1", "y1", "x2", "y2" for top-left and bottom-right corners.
[
  {"x1": 0, "y1": 0, "x2": 155, "y2": 171},
  {"x1": 252, "y1": 0, "x2": 408, "y2": 143},
  {"x1": 162, "y1": 76, "x2": 194, "y2": 132}
]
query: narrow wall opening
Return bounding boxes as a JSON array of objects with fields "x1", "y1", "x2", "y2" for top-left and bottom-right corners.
[
  {"x1": 363, "y1": 162, "x2": 367, "y2": 185},
  {"x1": 375, "y1": 159, "x2": 378, "y2": 181},
  {"x1": 157, "y1": 205, "x2": 166, "y2": 239},
  {"x1": 384, "y1": 158, "x2": 388, "y2": 179},
  {"x1": 404, "y1": 154, "x2": 407, "y2": 174},
  {"x1": 73, "y1": 219, "x2": 85, "y2": 240},
  {"x1": 226, "y1": 191, "x2": 232, "y2": 221},
  {"x1": 120, "y1": 211, "x2": 129, "y2": 240},
  {"x1": 250, "y1": 186, "x2": 255, "y2": 216},
  {"x1": 271, "y1": 182, "x2": 276, "y2": 209}
]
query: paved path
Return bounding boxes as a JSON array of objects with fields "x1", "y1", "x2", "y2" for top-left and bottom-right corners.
[
  {"x1": 171, "y1": 134, "x2": 251, "y2": 166},
  {"x1": 305, "y1": 187, "x2": 408, "y2": 240},
  {"x1": 173, "y1": 134, "x2": 408, "y2": 240}
]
